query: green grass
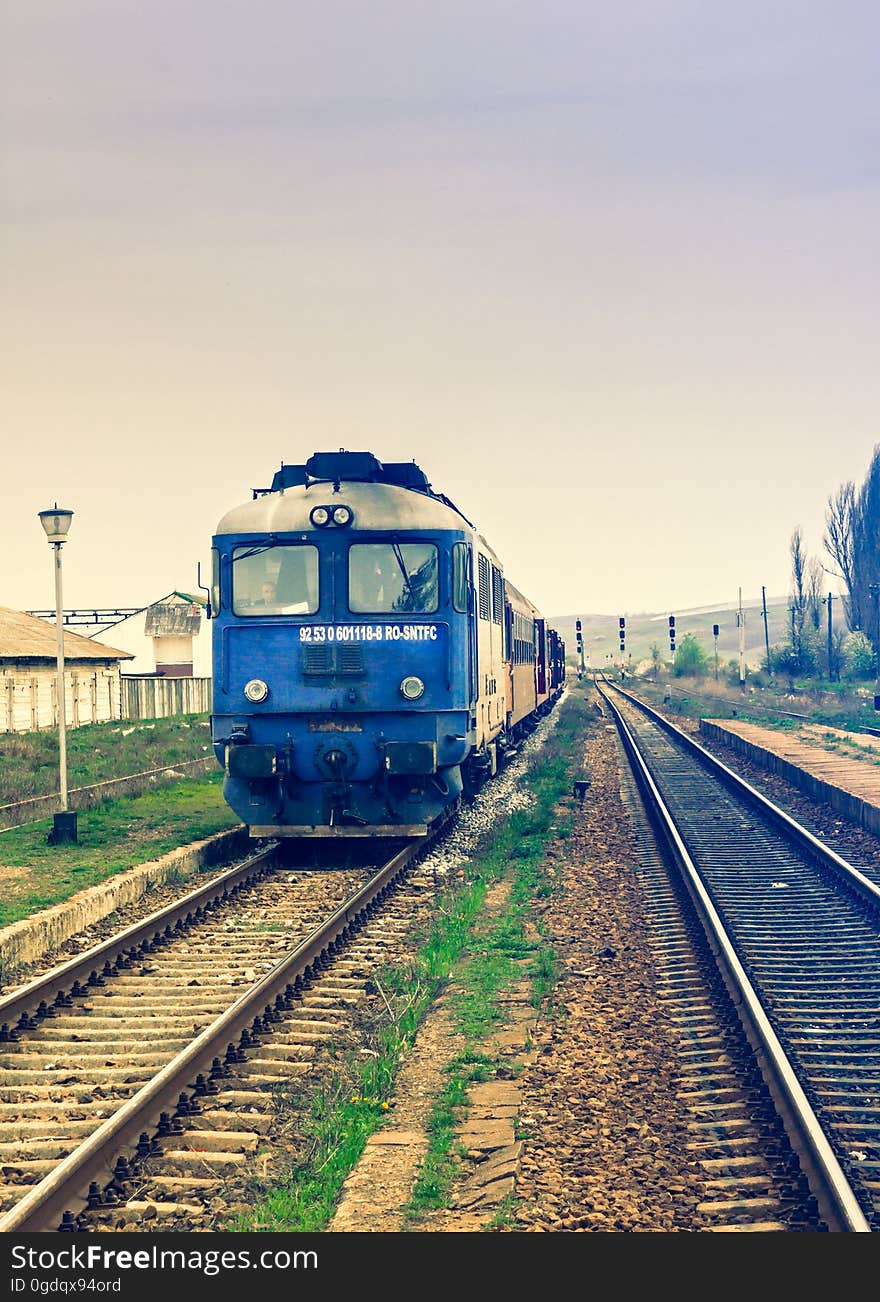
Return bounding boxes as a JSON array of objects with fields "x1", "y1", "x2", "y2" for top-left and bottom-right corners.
[
  {"x1": 228, "y1": 684, "x2": 592, "y2": 1233},
  {"x1": 629, "y1": 673, "x2": 879, "y2": 734},
  {"x1": 0, "y1": 715, "x2": 214, "y2": 806},
  {"x1": 0, "y1": 774, "x2": 239, "y2": 928}
]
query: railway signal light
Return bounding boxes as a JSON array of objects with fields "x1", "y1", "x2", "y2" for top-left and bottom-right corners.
[
  {"x1": 619, "y1": 616, "x2": 626, "y2": 653},
  {"x1": 575, "y1": 617, "x2": 585, "y2": 678}
]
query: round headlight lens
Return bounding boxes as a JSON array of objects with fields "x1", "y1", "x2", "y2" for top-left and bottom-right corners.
[
  {"x1": 310, "y1": 506, "x2": 330, "y2": 527},
  {"x1": 332, "y1": 505, "x2": 353, "y2": 526},
  {"x1": 400, "y1": 675, "x2": 425, "y2": 701},
  {"x1": 244, "y1": 678, "x2": 269, "y2": 703}
]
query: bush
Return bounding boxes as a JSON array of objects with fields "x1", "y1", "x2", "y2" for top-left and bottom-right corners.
[
  {"x1": 673, "y1": 633, "x2": 709, "y2": 677},
  {"x1": 842, "y1": 630, "x2": 876, "y2": 678}
]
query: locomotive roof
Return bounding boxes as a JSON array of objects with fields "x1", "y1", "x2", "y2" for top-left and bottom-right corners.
[{"x1": 214, "y1": 478, "x2": 476, "y2": 538}]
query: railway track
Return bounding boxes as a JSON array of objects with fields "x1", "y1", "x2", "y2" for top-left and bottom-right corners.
[
  {"x1": 0, "y1": 836, "x2": 432, "y2": 1232},
  {"x1": 601, "y1": 680, "x2": 880, "y2": 1232}
]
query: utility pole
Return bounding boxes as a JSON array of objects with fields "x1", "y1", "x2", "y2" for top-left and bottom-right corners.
[
  {"x1": 737, "y1": 588, "x2": 746, "y2": 691},
  {"x1": 761, "y1": 586, "x2": 772, "y2": 677}
]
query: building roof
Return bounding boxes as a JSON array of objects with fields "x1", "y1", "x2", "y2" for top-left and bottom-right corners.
[{"x1": 0, "y1": 607, "x2": 134, "y2": 662}]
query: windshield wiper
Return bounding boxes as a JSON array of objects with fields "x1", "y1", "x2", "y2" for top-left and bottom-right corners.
[
  {"x1": 232, "y1": 544, "x2": 274, "y2": 563},
  {"x1": 390, "y1": 540, "x2": 417, "y2": 609}
]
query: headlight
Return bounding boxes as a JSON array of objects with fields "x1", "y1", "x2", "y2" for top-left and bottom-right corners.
[
  {"x1": 400, "y1": 675, "x2": 425, "y2": 701},
  {"x1": 310, "y1": 506, "x2": 330, "y2": 527},
  {"x1": 331, "y1": 505, "x2": 353, "y2": 526},
  {"x1": 244, "y1": 678, "x2": 269, "y2": 703}
]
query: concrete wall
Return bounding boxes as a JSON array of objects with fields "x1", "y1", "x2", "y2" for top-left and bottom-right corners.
[
  {"x1": 699, "y1": 719, "x2": 880, "y2": 836},
  {"x1": 0, "y1": 825, "x2": 248, "y2": 980}
]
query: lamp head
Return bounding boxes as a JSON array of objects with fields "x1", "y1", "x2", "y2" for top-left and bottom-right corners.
[{"x1": 38, "y1": 505, "x2": 74, "y2": 544}]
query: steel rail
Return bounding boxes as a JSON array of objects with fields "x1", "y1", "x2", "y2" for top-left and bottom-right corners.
[
  {"x1": 601, "y1": 682, "x2": 872, "y2": 1233},
  {"x1": 0, "y1": 839, "x2": 422, "y2": 1233},
  {"x1": 603, "y1": 680, "x2": 880, "y2": 912},
  {"x1": 0, "y1": 843, "x2": 279, "y2": 1032}
]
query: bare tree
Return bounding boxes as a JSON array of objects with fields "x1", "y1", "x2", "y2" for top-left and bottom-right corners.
[
  {"x1": 806, "y1": 557, "x2": 823, "y2": 630},
  {"x1": 852, "y1": 446, "x2": 880, "y2": 650},
  {"x1": 789, "y1": 527, "x2": 810, "y2": 668},
  {"x1": 824, "y1": 480, "x2": 857, "y2": 627},
  {"x1": 825, "y1": 446, "x2": 880, "y2": 649}
]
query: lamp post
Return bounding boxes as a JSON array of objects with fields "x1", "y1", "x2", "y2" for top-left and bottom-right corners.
[{"x1": 38, "y1": 504, "x2": 77, "y2": 845}]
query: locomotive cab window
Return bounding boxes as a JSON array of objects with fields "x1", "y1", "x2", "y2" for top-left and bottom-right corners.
[
  {"x1": 452, "y1": 543, "x2": 469, "y2": 613},
  {"x1": 232, "y1": 543, "x2": 319, "y2": 616},
  {"x1": 349, "y1": 542, "x2": 438, "y2": 613}
]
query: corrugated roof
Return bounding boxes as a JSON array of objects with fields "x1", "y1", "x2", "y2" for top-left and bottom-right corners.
[
  {"x1": 0, "y1": 607, "x2": 134, "y2": 662},
  {"x1": 144, "y1": 602, "x2": 202, "y2": 636}
]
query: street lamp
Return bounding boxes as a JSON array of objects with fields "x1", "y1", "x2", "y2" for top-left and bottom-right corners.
[{"x1": 38, "y1": 504, "x2": 77, "y2": 845}]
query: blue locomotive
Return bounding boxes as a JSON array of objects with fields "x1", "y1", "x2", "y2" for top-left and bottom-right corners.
[{"x1": 208, "y1": 451, "x2": 564, "y2": 837}]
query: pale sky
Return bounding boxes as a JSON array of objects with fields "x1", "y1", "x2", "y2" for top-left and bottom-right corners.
[{"x1": 2, "y1": 1, "x2": 878, "y2": 620}]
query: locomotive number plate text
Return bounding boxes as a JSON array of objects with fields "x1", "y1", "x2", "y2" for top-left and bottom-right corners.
[{"x1": 299, "y1": 624, "x2": 445, "y2": 644}]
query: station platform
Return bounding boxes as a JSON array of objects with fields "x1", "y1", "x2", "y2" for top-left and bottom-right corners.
[{"x1": 698, "y1": 719, "x2": 880, "y2": 837}]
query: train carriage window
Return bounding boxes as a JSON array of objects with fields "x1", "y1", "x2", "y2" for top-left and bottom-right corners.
[
  {"x1": 452, "y1": 543, "x2": 469, "y2": 613},
  {"x1": 491, "y1": 566, "x2": 504, "y2": 625},
  {"x1": 232, "y1": 544, "x2": 319, "y2": 616},
  {"x1": 349, "y1": 543, "x2": 438, "y2": 613},
  {"x1": 477, "y1": 554, "x2": 491, "y2": 621}
]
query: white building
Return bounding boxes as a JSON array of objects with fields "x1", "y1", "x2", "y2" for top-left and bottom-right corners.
[{"x1": 91, "y1": 592, "x2": 211, "y2": 678}]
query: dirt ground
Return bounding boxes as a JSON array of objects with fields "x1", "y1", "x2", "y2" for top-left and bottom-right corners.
[{"x1": 328, "y1": 711, "x2": 703, "y2": 1232}]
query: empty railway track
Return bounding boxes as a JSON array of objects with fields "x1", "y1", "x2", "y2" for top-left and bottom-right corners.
[
  {"x1": 0, "y1": 836, "x2": 436, "y2": 1232},
  {"x1": 601, "y1": 680, "x2": 880, "y2": 1232}
]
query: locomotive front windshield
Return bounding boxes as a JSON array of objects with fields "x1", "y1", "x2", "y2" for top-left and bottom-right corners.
[
  {"x1": 232, "y1": 543, "x2": 319, "y2": 615},
  {"x1": 349, "y1": 542, "x2": 438, "y2": 613}
]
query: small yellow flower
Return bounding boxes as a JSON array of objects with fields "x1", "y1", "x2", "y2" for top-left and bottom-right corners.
[
  {"x1": 350, "y1": 1095, "x2": 360, "y2": 1103},
  {"x1": 381, "y1": 1102, "x2": 389, "y2": 1110}
]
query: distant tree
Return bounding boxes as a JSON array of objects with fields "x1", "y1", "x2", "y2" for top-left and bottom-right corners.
[
  {"x1": 774, "y1": 645, "x2": 802, "y2": 689},
  {"x1": 824, "y1": 446, "x2": 880, "y2": 648},
  {"x1": 842, "y1": 630, "x2": 875, "y2": 679},
  {"x1": 852, "y1": 447, "x2": 880, "y2": 648},
  {"x1": 650, "y1": 643, "x2": 662, "y2": 680},
  {"x1": 824, "y1": 480, "x2": 857, "y2": 623},
  {"x1": 830, "y1": 627, "x2": 846, "y2": 682},
  {"x1": 789, "y1": 527, "x2": 809, "y2": 669},
  {"x1": 673, "y1": 633, "x2": 709, "y2": 677},
  {"x1": 806, "y1": 558, "x2": 823, "y2": 630}
]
